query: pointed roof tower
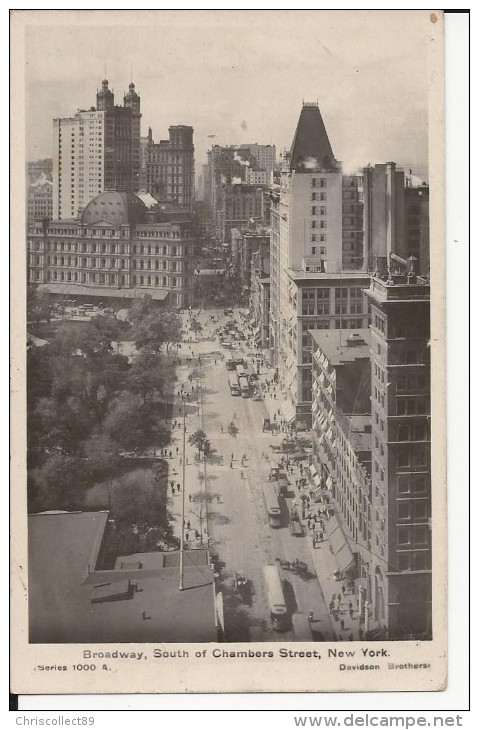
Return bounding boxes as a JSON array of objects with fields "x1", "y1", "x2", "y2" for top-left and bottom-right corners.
[{"x1": 289, "y1": 102, "x2": 339, "y2": 173}]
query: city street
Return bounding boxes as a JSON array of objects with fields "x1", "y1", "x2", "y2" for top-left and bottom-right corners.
[{"x1": 164, "y1": 307, "x2": 347, "y2": 642}]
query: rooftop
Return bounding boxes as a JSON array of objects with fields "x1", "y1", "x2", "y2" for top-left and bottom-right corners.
[
  {"x1": 82, "y1": 191, "x2": 147, "y2": 227},
  {"x1": 366, "y1": 275, "x2": 430, "y2": 304},
  {"x1": 289, "y1": 103, "x2": 339, "y2": 173},
  {"x1": 28, "y1": 511, "x2": 217, "y2": 644},
  {"x1": 286, "y1": 269, "x2": 370, "y2": 283},
  {"x1": 310, "y1": 328, "x2": 371, "y2": 365},
  {"x1": 37, "y1": 284, "x2": 170, "y2": 301},
  {"x1": 336, "y1": 412, "x2": 372, "y2": 455}
]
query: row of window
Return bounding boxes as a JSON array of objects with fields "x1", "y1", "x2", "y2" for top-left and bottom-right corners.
[
  {"x1": 39, "y1": 269, "x2": 190, "y2": 288},
  {"x1": 35, "y1": 256, "x2": 189, "y2": 272},
  {"x1": 32, "y1": 240, "x2": 191, "y2": 256}
]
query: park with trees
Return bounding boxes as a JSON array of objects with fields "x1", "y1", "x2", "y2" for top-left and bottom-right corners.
[{"x1": 27, "y1": 292, "x2": 183, "y2": 553}]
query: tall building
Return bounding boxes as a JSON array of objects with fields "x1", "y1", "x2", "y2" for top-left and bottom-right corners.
[
  {"x1": 27, "y1": 175, "x2": 53, "y2": 226},
  {"x1": 26, "y1": 159, "x2": 53, "y2": 186},
  {"x1": 365, "y1": 273, "x2": 431, "y2": 639},
  {"x1": 269, "y1": 102, "x2": 369, "y2": 425},
  {"x1": 205, "y1": 144, "x2": 276, "y2": 233},
  {"x1": 404, "y1": 183, "x2": 430, "y2": 275},
  {"x1": 28, "y1": 190, "x2": 197, "y2": 308},
  {"x1": 52, "y1": 79, "x2": 142, "y2": 219},
  {"x1": 219, "y1": 182, "x2": 264, "y2": 245},
  {"x1": 360, "y1": 162, "x2": 405, "y2": 275},
  {"x1": 141, "y1": 126, "x2": 195, "y2": 210}
]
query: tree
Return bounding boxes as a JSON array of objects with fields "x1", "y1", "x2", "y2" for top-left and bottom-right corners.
[
  {"x1": 88, "y1": 314, "x2": 131, "y2": 354},
  {"x1": 29, "y1": 453, "x2": 88, "y2": 512},
  {"x1": 27, "y1": 286, "x2": 52, "y2": 324},
  {"x1": 188, "y1": 429, "x2": 210, "y2": 461},
  {"x1": 134, "y1": 310, "x2": 167, "y2": 354},
  {"x1": 127, "y1": 349, "x2": 175, "y2": 404},
  {"x1": 161, "y1": 309, "x2": 182, "y2": 353},
  {"x1": 189, "y1": 318, "x2": 203, "y2": 341},
  {"x1": 129, "y1": 294, "x2": 155, "y2": 325},
  {"x1": 103, "y1": 392, "x2": 155, "y2": 452}
]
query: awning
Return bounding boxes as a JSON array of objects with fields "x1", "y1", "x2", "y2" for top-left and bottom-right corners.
[
  {"x1": 327, "y1": 516, "x2": 355, "y2": 574},
  {"x1": 311, "y1": 486, "x2": 323, "y2": 502},
  {"x1": 309, "y1": 463, "x2": 318, "y2": 479},
  {"x1": 313, "y1": 473, "x2": 321, "y2": 487},
  {"x1": 326, "y1": 476, "x2": 333, "y2": 490},
  {"x1": 280, "y1": 400, "x2": 296, "y2": 423}
]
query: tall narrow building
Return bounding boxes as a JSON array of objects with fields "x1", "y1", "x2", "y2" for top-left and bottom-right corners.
[
  {"x1": 365, "y1": 273, "x2": 431, "y2": 639},
  {"x1": 52, "y1": 79, "x2": 142, "y2": 220},
  {"x1": 269, "y1": 102, "x2": 369, "y2": 425}
]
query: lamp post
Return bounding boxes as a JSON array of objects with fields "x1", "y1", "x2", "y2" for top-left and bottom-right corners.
[{"x1": 179, "y1": 389, "x2": 187, "y2": 592}]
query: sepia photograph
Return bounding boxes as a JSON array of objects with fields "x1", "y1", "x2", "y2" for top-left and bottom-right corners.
[{"x1": 11, "y1": 9, "x2": 448, "y2": 694}]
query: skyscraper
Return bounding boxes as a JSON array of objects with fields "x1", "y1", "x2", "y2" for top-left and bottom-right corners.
[
  {"x1": 269, "y1": 102, "x2": 369, "y2": 425},
  {"x1": 52, "y1": 79, "x2": 142, "y2": 220},
  {"x1": 365, "y1": 273, "x2": 431, "y2": 639},
  {"x1": 141, "y1": 126, "x2": 195, "y2": 211}
]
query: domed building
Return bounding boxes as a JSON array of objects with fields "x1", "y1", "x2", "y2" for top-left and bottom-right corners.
[
  {"x1": 81, "y1": 190, "x2": 147, "y2": 227},
  {"x1": 28, "y1": 189, "x2": 197, "y2": 308}
]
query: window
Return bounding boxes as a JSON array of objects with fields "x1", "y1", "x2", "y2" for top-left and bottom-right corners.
[
  {"x1": 397, "y1": 527, "x2": 411, "y2": 546},
  {"x1": 397, "y1": 501, "x2": 411, "y2": 520}
]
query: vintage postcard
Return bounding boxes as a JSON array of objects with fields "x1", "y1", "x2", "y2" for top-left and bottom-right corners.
[{"x1": 11, "y1": 9, "x2": 446, "y2": 694}]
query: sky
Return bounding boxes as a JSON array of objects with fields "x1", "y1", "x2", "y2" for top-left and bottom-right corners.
[{"x1": 25, "y1": 10, "x2": 433, "y2": 181}]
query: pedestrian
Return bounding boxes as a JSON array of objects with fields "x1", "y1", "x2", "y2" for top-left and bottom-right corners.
[
  {"x1": 195, "y1": 530, "x2": 200, "y2": 540},
  {"x1": 176, "y1": 446, "x2": 179, "y2": 454},
  {"x1": 216, "y1": 495, "x2": 220, "y2": 503},
  {"x1": 231, "y1": 453, "x2": 234, "y2": 461},
  {"x1": 187, "y1": 520, "x2": 191, "y2": 530},
  {"x1": 341, "y1": 585, "x2": 346, "y2": 595},
  {"x1": 240, "y1": 470, "x2": 244, "y2": 479},
  {"x1": 230, "y1": 461, "x2": 233, "y2": 469},
  {"x1": 188, "y1": 494, "x2": 192, "y2": 502},
  {"x1": 185, "y1": 532, "x2": 189, "y2": 542},
  {"x1": 172, "y1": 486, "x2": 175, "y2": 495},
  {"x1": 171, "y1": 480, "x2": 175, "y2": 489},
  {"x1": 308, "y1": 610, "x2": 314, "y2": 623},
  {"x1": 340, "y1": 619, "x2": 345, "y2": 631},
  {"x1": 177, "y1": 482, "x2": 181, "y2": 491}
]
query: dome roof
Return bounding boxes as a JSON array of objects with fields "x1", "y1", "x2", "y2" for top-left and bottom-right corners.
[
  {"x1": 81, "y1": 191, "x2": 147, "y2": 226},
  {"x1": 124, "y1": 82, "x2": 139, "y2": 100},
  {"x1": 97, "y1": 79, "x2": 113, "y2": 97}
]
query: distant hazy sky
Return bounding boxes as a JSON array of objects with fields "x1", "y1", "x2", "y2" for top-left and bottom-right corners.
[{"x1": 25, "y1": 10, "x2": 433, "y2": 180}]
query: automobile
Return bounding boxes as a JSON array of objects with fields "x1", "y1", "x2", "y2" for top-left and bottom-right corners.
[{"x1": 224, "y1": 307, "x2": 233, "y2": 315}]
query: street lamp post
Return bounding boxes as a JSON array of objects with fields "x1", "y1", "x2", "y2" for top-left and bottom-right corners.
[{"x1": 179, "y1": 390, "x2": 187, "y2": 592}]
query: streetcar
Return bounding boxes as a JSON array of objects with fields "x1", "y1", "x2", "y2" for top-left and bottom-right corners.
[
  {"x1": 228, "y1": 373, "x2": 241, "y2": 396},
  {"x1": 262, "y1": 483, "x2": 282, "y2": 528},
  {"x1": 263, "y1": 565, "x2": 289, "y2": 631}
]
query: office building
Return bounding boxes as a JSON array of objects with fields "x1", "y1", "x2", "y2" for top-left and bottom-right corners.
[
  {"x1": 27, "y1": 175, "x2": 53, "y2": 225},
  {"x1": 141, "y1": 126, "x2": 195, "y2": 210},
  {"x1": 52, "y1": 79, "x2": 142, "y2": 219},
  {"x1": 365, "y1": 273, "x2": 431, "y2": 639},
  {"x1": 269, "y1": 102, "x2": 369, "y2": 425}
]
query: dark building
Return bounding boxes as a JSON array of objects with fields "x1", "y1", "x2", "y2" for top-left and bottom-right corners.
[
  {"x1": 141, "y1": 126, "x2": 195, "y2": 210},
  {"x1": 365, "y1": 273, "x2": 431, "y2": 639}
]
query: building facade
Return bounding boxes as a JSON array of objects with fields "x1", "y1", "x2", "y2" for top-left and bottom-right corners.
[
  {"x1": 404, "y1": 184, "x2": 430, "y2": 275},
  {"x1": 27, "y1": 159, "x2": 53, "y2": 186},
  {"x1": 27, "y1": 177, "x2": 53, "y2": 225},
  {"x1": 141, "y1": 126, "x2": 195, "y2": 210},
  {"x1": 28, "y1": 190, "x2": 197, "y2": 307},
  {"x1": 52, "y1": 79, "x2": 142, "y2": 220},
  {"x1": 219, "y1": 182, "x2": 264, "y2": 246},
  {"x1": 365, "y1": 274, "x2": 431, "y2": 639}
]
